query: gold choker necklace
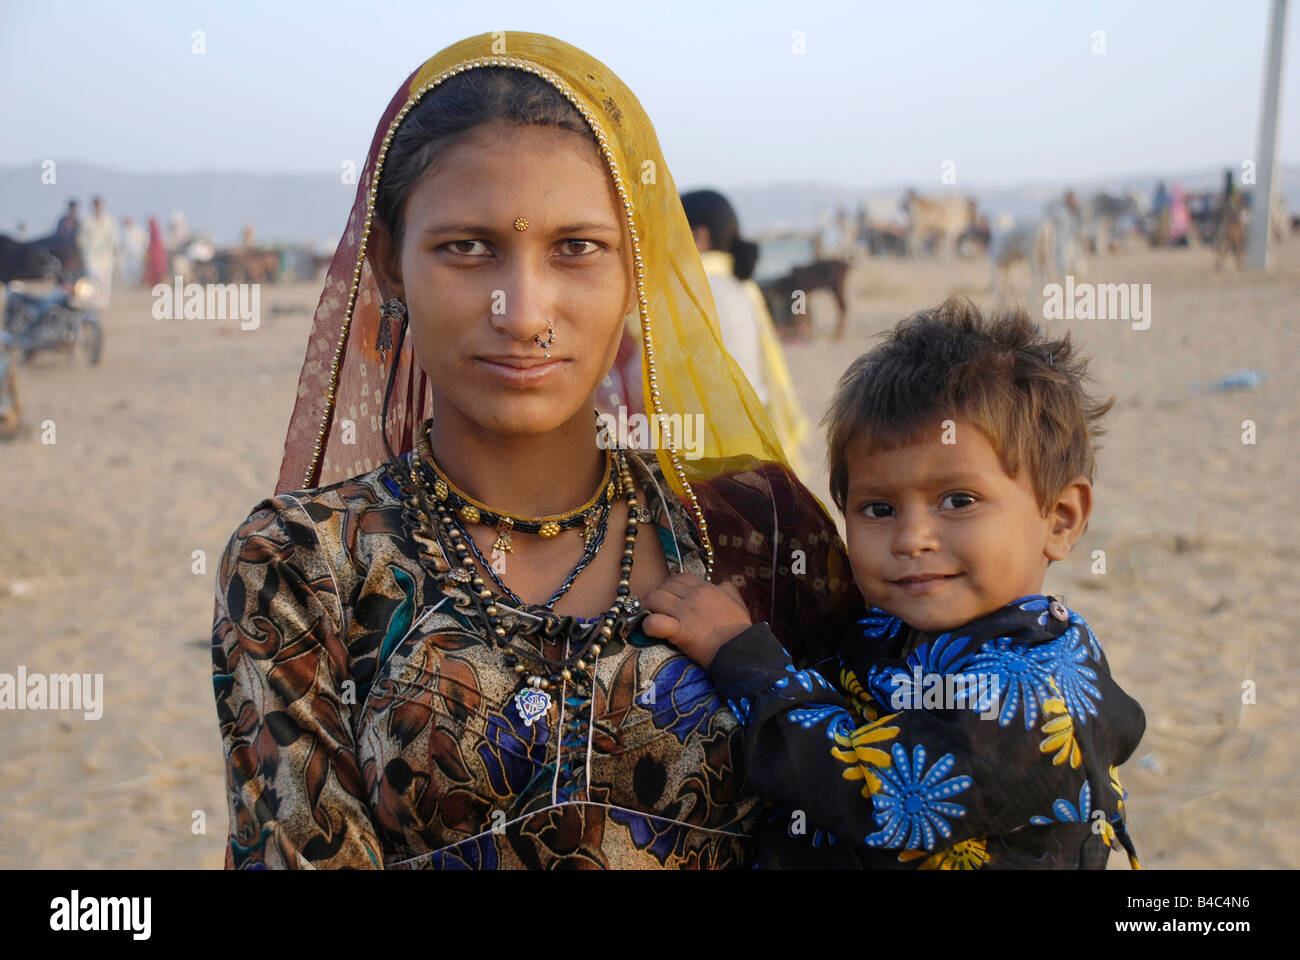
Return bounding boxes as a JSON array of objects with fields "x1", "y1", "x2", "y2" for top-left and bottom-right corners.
[{"x1": 412, "y1": 416, "x2": 616, "y2": 542}]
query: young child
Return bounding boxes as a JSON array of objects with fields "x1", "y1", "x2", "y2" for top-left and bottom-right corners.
[{"x1": 643, "y1": 298, "x2": 1145, "y2": 869}]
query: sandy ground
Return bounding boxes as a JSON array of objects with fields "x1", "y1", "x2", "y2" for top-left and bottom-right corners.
[{"x1": 0, "y1": 239, "x2": 1296, "y2": 869}]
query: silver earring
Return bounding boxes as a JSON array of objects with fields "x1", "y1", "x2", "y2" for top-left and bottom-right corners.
[
  {"x1": 533, "y1": 318, "x2": 555, "y2": 359},
  {"x1": 377, "y1": 298, "x2": 407, "y2": 352}
]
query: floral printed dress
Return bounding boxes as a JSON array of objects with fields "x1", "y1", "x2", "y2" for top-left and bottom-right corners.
[
  {"x1": 212, "y1": 451, "x2": 850, "y2": 869},
  {"x1": 707, "y1": 595, "x2": 1146, "y2": 869}
]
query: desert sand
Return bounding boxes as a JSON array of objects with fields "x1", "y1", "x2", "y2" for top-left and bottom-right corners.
[{"x1": 0, "y1": 239, "x2": 1296, "y2": 868}]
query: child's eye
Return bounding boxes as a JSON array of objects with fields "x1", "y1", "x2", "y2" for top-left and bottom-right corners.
[
  {"x1": 941, "y1": 493, "x2": 977, "y2": 510},
  {"x1": 860, "y1": 502, "x2": 894, "y2": 519}
]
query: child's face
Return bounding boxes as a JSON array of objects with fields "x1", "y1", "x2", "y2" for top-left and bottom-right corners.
[{"x1": 843, "y1": 419, "x2": 1085, "y2": 632}]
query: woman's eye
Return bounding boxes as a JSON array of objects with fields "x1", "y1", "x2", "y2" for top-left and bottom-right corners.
[
  {"x1": 860, "y1": 502, "x2": 893, "y2": 519},
  {"x1": 560, "y1": 239, "x2": 599, "y2": 256},
  {"x1": 446, "y1": 240, "x2": 489, "y2": 256},
  {"x1": 941, "y1": 493, "x2": 977, "y2": 510}
]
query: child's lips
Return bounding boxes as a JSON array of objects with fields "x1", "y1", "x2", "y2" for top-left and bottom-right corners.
[{"x1": 890, "y1": 573, "x2": 961, "y2": 595}]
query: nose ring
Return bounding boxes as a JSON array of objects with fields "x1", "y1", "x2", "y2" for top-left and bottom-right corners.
[{"x1": 533, "y1": 319, "x2": 555, "y2": 359}]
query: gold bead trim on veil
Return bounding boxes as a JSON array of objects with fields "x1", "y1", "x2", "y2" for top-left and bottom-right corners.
[{"x1": 307, "y1": 56, "x2": 714, "y2": 577}]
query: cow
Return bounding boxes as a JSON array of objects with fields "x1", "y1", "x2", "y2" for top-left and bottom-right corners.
[
  {"x1": 956, "y1": 216, "x2": 991, "y2": 257},
  {"x1": 988, "y1": 196, "x2": 1085, "y2": 299},
  {"x1": 278, "y1": 245, "x2": 334, "y2": 282},
  {"x1": 214, "y1": 247, "x2": 281, "y2": 284},
  {"x1": 31, "y1": 233, "x2": 81, "y2": 276},
  {"x1": 902, "y1": 190, "x2": 978, "y2": 259},
  {"x1": 860, "y1": 221, "x2": 908, "y2": 256},
  {"x1": 989, "y1": 219, "x2": 1039, "y2": 300},
  {"x1": 1078, "y1": 192, "x2": 1144, "y2": 254},
  {"x1": 0, "y1": 235, "x2": 65, "y2": 284},
  {"x1": 760, "y1": 259, "x2": 851, "y2": 340}
]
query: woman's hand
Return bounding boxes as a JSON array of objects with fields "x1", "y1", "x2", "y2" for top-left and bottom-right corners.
[{"x1": 642, "y1": 573, "x2": 752, "y2": 668}]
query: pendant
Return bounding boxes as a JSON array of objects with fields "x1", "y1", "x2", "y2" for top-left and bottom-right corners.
[
  {"x1": 489, "y1": 548, "x2": 507, "y2": 575},
  {"x1": 582, "y1": 509, "x2": 600, "y2": 547},
  {"x1": 514, "y1": 686, "x2": 552, "y2": 727},
  {"x1": 633, "y1": 503, "x2": 652, "y2": 524},
  {"x1": 492, "y1": 517, "x2": 514, "y2": 554}
]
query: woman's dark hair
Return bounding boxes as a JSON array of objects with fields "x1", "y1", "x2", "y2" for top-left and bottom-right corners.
[
  {"x1": 680, "y1": 189, "x2": 759, "y2": 281},
  {"x1": 375, "y1": 68, "x2": 595, "y2": 253},
  {"x1": 373, "y1": 68, "x2": 597, "y2": 466}
]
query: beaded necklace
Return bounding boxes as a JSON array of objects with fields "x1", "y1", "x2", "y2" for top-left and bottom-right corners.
[
  {"x1": 414, "y1": 417, "x2": 616, "y2": 543},
  {"x1": 447, "y1": 494, "x2": 611, "y2": 610},
  {"x1": 401, "y1": 425, "x2": 643, "y2": 728}
]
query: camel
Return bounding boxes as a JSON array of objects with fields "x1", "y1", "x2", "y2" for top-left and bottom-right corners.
[{"x1": 903, "y1": 190, "x2": 978, "y2": 259}]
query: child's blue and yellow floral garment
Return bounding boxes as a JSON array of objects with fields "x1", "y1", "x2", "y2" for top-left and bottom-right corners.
[{"x1": 707, "y1": 595, "x2": 1145, "y2": 869}]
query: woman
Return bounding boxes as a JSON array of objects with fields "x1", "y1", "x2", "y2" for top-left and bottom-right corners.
[
  {"x1": 682, "y1": 189, "x2": 810, "y2": 478},
  {"x1": 1168, "y1": 183, "x2": 1192, "y2": 246},
  {"x1": 212, "y1": 31, "x2": 857, "y2": 870},
  {"x1": 144, "y1": 218, "x2": 167, "y2": 288}
]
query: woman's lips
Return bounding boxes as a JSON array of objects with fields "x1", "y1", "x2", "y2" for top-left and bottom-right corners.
[
  {"x1": 891, "y1": 574, "x2": 961, "y2": 596},
  {"x1": 475, "y1": 356, "x2": 565, "y2": 385}
]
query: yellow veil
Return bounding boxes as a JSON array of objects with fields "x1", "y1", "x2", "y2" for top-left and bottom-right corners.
[{"x1": 278, "y1": 31, "x2": 799, "y2": 577}]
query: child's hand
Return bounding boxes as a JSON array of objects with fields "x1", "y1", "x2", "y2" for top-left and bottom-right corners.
[{"x1": 641, "y1": 573, "x2": 753, "y2": 668}]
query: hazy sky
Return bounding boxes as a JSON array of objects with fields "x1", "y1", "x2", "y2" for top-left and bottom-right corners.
[{"x1": 2, "y1": 0, "x2": 1295, "y2": 190}]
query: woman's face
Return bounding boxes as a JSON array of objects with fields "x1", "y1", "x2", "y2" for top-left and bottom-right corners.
[{"x1": 379, "y1": 118, "x2": 634, "y2": 440}]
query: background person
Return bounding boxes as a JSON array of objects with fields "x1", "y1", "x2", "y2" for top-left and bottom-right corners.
[
  {"x1": 682, "y1": 188, "x2": 811, "y2": 478},
  {"x1": 77, "y1": 196, "x2": 119, "y2": 307}
]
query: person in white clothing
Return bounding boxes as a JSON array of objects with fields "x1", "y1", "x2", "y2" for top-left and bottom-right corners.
[
  {"x1": 682, "y1": 190, "x2": 767, "y2": 405},
  {"x1": 77, "y1": 196, "x2": 119, "y2": 307},
  {"x1": 119, "y1": 214, "x2": 148, "y2": 288},
  {"x1": 681, "y1": 189, "x2": 811, "y2": 476}
]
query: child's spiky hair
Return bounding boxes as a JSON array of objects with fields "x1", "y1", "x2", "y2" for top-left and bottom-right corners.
[{"x1": 824, "y1": 297, "x2": 1115, "y2": 513}]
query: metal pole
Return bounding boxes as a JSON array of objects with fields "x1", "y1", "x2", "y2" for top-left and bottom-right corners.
[{"x1": 1247, "y1": 0, "x2": 1289, "y2": 269}]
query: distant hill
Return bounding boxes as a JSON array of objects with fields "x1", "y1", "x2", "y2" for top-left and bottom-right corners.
[
  {"x1": 3, "y1": 160, "x2": 1295, "y2": 249},
  {"x1": 0, "y1": 162, "x2": 353, "y2": 250}
]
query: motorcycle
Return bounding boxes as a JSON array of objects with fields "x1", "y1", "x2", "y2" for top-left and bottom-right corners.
[{"x1": 3, "y1": 274, "x2": 102, "y2": 365}]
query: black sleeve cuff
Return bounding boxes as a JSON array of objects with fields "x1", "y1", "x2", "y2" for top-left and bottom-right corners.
[{"x1": 707, "y1": 622, "x2": 796, "y2": 705}]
